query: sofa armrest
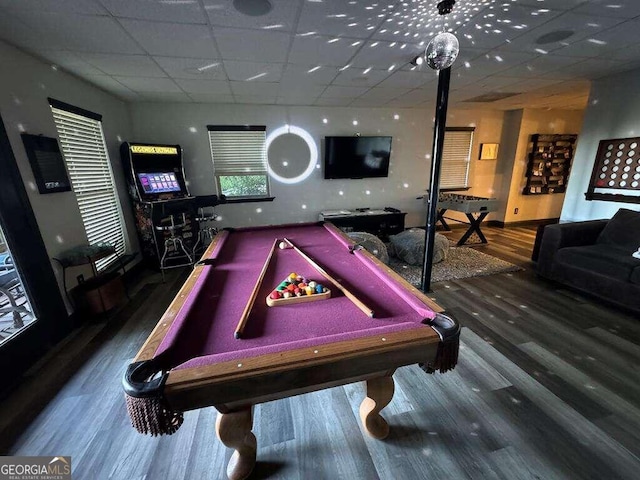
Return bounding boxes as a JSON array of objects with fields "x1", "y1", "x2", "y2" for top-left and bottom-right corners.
[{"x1": 536, "y1": 220, "x2": 608, "y2": 278}]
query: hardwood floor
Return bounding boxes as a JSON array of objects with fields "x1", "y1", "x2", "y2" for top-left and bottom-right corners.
[{"x1": 1, "y1": 226, "x2": 639, "y2": 480}]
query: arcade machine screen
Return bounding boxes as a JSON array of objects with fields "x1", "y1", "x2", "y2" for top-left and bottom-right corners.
[{"x1": 137, "y1": 172, "x2": 182, "y2": 194}]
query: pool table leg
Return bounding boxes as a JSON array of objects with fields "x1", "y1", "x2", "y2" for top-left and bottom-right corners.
[
  {"x1": 215, "y1": 407, "x2": 257, "y2": 480},
  {"x1": 359, "y1": 372, "x2": 395, "y2": 440}
]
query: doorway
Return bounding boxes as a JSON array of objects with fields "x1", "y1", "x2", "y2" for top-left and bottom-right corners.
[
  {"x1": 0, "y1": 112, "x2": 68, "y2": 391},
  {"x1": 0, "y1": 226, "x2": 36, "y2": 345}
]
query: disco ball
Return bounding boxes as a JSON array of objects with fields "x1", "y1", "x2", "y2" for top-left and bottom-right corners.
[{"x1": 425, "y1": 32, "x2": 460, "y2": 70}]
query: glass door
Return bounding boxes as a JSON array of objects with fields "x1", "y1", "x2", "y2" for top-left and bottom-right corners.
[
  {"x1": 0, "y1": 112, "x2": 68, "y2": 390},
  {"x1": 0, "y1": 225, "x2": 37, "y2": 345}
]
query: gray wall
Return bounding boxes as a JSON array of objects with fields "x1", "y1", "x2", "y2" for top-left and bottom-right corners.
[
  {"x1": 129, "y1": 103, "x2": 509, "y2": 228},
  {"x1": 562, "y1": 67, "x2": 640, "y2": 222},
  {"x1": 0, "y1": 40, "x2": 137, "y2": 306}
]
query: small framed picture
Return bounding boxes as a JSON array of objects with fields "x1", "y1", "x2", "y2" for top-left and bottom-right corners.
[{"x1": 479, "y1": 143, "x2": 499, "y2": 160}]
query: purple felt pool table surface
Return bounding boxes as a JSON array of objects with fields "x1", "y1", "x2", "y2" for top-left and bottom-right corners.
[{"x1": 133, "y1": 222, "x2": 447, "y2": 412}]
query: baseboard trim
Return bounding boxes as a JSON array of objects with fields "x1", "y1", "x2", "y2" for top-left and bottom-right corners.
[{"x1": 488, "y1": 218, "x2": 559, "y2": 228}]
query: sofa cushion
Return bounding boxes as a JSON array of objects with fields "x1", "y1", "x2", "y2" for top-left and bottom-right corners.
[
  {"x1": 556, "y1": 244, "x2": 640, "y2": 281},
  {"x1": 631, "y1": 267, "x2": 640, "y2": 285},
  {"x1": 596, "y1": 208, "x2": 640, "y2": 252}
]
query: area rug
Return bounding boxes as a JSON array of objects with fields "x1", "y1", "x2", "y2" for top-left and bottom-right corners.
[{"x1": 388, "y1": 247, "x2": 522, "y2": 285}]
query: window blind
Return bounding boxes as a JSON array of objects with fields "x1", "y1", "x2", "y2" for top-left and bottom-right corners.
[
  {"x1": 51, "y1": 106, "x2": 125, "y2": 271},
  {"x1": 208, "y1": 127, "x2": 267, "y2": 176},
  {"x1": 440, "y1": 129, "x2": 474, "y2": 189}
]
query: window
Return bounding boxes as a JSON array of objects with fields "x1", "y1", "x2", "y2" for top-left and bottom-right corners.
[
  {"x1": 440, "y1": 127, "x2": 474, "y2": 190},
  {"x1": 208, "y1": 125, "x2": 270, "y2": 198},
  {"x1": 49, "y1": 99, "x2": 126, "y2": 271}
]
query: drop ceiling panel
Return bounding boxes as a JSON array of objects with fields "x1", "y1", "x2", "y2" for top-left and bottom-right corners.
[
  {"x1": 573, "y1": 0, "x2": 640, "y2": 18},
  {"x1": 188, "y1": 93, "x2": 235, "y2": 103},
  {"x1": 36, "y1": 50, "x2": 105, "y2": 75},
  {"x1": 498, "y1": 13, "x2": 624, "y2": 54},
  {"x1": 313, "y1": 97, "x2": 351, "y2": 106},
  {"x1": 234, "y1": 95, "x2": 276, "y2": 104},
  {"x1": 554, "y1": 58, "x2": 633, "y2": 79},
  {"x1": 384, "y1": 97, "x2": 423, "y2": 108},
  {"x1": 113, "y1": 76, "x2": 181, "y2": 93},
  {"x1": 349, "y1": 97, "x2": 389, "y2": 108},
  {"x1": 222, "y1": 60, "x2": 283, "y2": 82},
  {"x1": 332, "y1": 68, "x2": 391, "y2": 88},
  {"x1": 0, "y1": 13, "x2": 55, "y2": 51},
  {"x1": 0, "y1": 0, "x2": 105, "y2": 15},
  {"x1": 11, "y1": 11, "x2": 144, "y2": 54},
  {"x1": 153, "y1": 56, "x2": 226, "y2": 80},
  {"x1": 204, "y1": 0, "x2": 300, "y2": 31},
  {"x1": 213, "y1": 28, "x2": 290, "y2": 63},
  {"x1": 100, "y1": 0, "x2": 207, "y2": 24},
  {"x1": 230, "y1": 81, "x2": 279, "y2": 96},
  {"x1": 296, "y1": 1, "x2": 387, "y2": 38},
  {"x1": 552, "y1": 37, "x2": 615, "y2": 58},
  {"x1": 279, "y1": 64, "x2": 338, "y2": 87},
  {"x1": 277, "y1": 96, "x2": 320, "y2": 105},
  {"x1": 174, "y1": 78, "x2": 231, "y2": 95},
  {"x1": 449, "y1": 73, "x2": 487, "y2": 88},
  {"x1": 78, "y1": 53, "x2": 167, "y2": 77},
  {"x1": 349, "y1": 40, "x2": 418, "y2": 69},
  {"x1": 357, "y1": 86, "x2": 411, "y2": 101},
  {"x1": 497, "y1": 54, "x2": 582, "y2": 79},
  {"x1": 470, "y1": 75, "x2": 523, "y2": 90},
  {"x1": 499, "y1": 77, "x2": 565, "y2": 92},
  {"x1": 390, "y1": 88, "x2": 437, "y2": 104},
  {"x1": 277, "y1": 84, "x2": 326, "y2": 98},
  {"x1": 514, "y1": 0, "x2": 587, "y2": 9},
  {"x1": 456, "y1": 51, "x2": 535, "y2": 77},
  {"x1": 120, "y1": 20, "x2": 217, "y2": 58},
  {"x1": 135, "y1": 92, "x2": 194, "y2": 103},
  {"x1": 376, "y1": 70, "x2": 436, "y2": 89},
  {"x1": 320, "y1": 85, "x2": 370, "y2": 98},
  {"x1": 288, "y1": 35, "x2": 360, "y2": 67},
  {"x1": 457, "y1": 6, "x2": 564, "y2": 50},
  {"x1": 80, "y1": 74, "x2": 138, "y2": 98},
  {"x1": 4, "y1": 0, "x2": 640, "y2": 108}
]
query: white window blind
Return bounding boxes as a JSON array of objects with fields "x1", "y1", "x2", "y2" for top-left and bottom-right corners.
[
  {"x1": 51, "y1": 106, "x2": 126, "y2": 271},
  {"x1": 208, "y1": 126, "x2": 270, "y2": 198},
  {"x1": 209, "y1": 128, "x2": 267, "y2": 176},
  {"x1": 440, "y1": 128, "x2": 474, "y2": 189}
]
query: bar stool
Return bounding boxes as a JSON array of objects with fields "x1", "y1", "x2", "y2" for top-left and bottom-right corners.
[
  {"x1": 192, "y1": 194, "x2": 225, "y2": 259},
  {"x1": 151, "y1": 199, "x2": 196, "y2": 281}
]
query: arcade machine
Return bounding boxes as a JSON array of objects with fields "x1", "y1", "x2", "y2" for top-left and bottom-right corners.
[{"x1": 120, "y1": 142, "x2": 197, "y2": 274}]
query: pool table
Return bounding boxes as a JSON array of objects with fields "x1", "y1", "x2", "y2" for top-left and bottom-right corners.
[{"x1": 124, "y1": 222, "x2": 459, "y2": 480}]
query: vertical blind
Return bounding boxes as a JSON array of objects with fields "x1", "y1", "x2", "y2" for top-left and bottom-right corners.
[
  {"x1": 208, "y1": 126, "x2": 267, "y2": 176},
  {"x1": 440, "y1": 128, "x2": 474, "y2": 189},
  {"x1": 51, "y1": 106, "x2": 125, "y2": 271}
]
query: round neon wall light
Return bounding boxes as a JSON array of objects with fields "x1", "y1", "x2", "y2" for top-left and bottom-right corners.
[{"x1": 266, "y1": 124, "x2": 318, "y2": 184}]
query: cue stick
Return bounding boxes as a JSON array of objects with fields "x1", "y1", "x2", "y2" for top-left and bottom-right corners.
[
  {"x1": 234, "y1": 238, "x2": 279, "y2": 339},
  {"x1": 283, "y1": 238, "x2": 374, "y2": 318}
]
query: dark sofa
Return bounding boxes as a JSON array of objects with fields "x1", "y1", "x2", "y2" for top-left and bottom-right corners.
[{"x1": 536, "y1": 208, "x2": 640, "y2": 314}]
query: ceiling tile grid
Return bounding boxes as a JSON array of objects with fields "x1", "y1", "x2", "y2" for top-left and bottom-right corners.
[{"x1": 1, "y1": 0, "x2": 640, "y2": 107}]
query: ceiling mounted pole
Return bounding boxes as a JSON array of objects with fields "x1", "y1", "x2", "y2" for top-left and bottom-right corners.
[
  {"x1": 420, "y1": 0, "x2": 458, "y2": 293},
  {"x1": 421, "y1": 66, "x2": 451, "y2": 293}
]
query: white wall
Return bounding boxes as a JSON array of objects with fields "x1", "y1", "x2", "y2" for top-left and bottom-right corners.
[
  {"x1": 562, "y1": 67, "x2": 640, "y2": 222},
  {"x1": 0, "y1": 40, "x2": 137, "y2": 303},
  {"x1": 130, "y1": 102, "x2": 506, "y2": 228}
]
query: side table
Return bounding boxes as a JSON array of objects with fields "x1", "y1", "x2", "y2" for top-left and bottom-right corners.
[{"x1": 53, "y1": 244, "x2": 127, "y2": 314}]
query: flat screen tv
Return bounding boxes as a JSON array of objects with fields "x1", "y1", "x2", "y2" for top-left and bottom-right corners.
[{"x1": 324, "y1": 136, "x2": 392, "y2": 179}]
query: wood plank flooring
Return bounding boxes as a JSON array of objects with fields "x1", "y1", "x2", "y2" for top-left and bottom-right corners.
[{"x1": 1, "y1": 226, "x2": 639, "y2": 480}]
